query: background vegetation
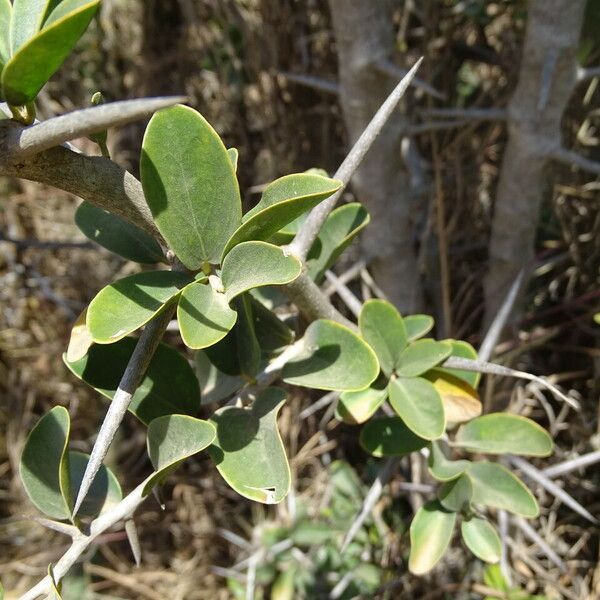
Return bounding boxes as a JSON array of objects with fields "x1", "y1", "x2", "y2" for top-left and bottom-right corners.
[{"x1": 1, "y1": 0, "x2": 598, "y2": 598}]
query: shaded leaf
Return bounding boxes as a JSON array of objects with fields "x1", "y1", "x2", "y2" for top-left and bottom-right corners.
[
  {"x1": 461, "y1": 517, "x2": 501, "y2": 563},
  {"x1": 409, "y1": 501, "x2": 456, "y2": 575},
  {"x1": 209, "y1": 387, "x2": 290, "y2": 504},
  {"x1": 141, "y1": 105, "x2": 241, "y2": 268},
  {"x1": 75, "y1": 202, "x2": 165, "y2": 264},
  {"x1": 396, "y1": 339, "x2": 452, "y2": 377},
  {"x1": 143, "y1": 414, "x2": 216, "y2": 494},
  {"x1": 223, "y1": 173, "x2": 341, "y2": 256},
  {"x1": 428, "y1": 441, "x2": 470, "y2": 482},
  {"x1": 87, "y1": 271, "x2": 192, "y2": 343},
  {"x1": 424, "y1": 370, "x2": 481, "y2": 424},
  {"x1": 68, "y1": 451, "x2": 122, "y2": 518},
  {"x1": 0, "y1": 0, "x2": 12, "y2": 66},
  {"x1": 468, "y1": 461, "x2": 539, "y2": 518},
  {"x1": 305, "y1": 202, "x2": 369, "y2": 282},
  {"x1": 455, "y1": 414, "x2": 553, "y2": 456},
  {"x1": 388, "y1": 376, "x2": 445, "y2": 440},
  {"x1": 234, "y1": 294, "x2": 261, "y2": 378},
  {"x1": 64, "y1": 337, "x2": 200, "y2": 425},
  {"x1": 282, "y1": 319, "x2": 379, "y2": 391},
  {"x1": 438, "y1": 473, "x2": 473, "y2": 512},
  {"x1": 221, "y1": 241, "x2": 301, "y2": 303},
  {"x1": 2, "y1": 0, "x2": 99, "y2": 105},
  {"x1": 10, "y1": 0, "x2": 52, "y2": 54},
  {"x1": 250, "y1": 297, "x2": 294, "y2": 355},
  {"x1": 336, "y1": 379, "x2": 387, "y2": 425},
  {"x1": 177, "y1": 281, "x2": 237, "y2": 349},
  {"x1": 20, "y1": 406, "x2": 70, "y2": 519},
  {"x1": 203, "y1": 329, "x2": 241, "y2": 376},
  {"x1": 404, "y1": 314, "x2": 434, "y2": 342},
  {"x1": 359, "y1": 299, "x2": 407, "y2": 376},
  {"x1": 359, "y1": 417, "x2": 428, "y2": 457},
  {"x1": 195, "y1": 350, "x2": 243, "y2": 405}
]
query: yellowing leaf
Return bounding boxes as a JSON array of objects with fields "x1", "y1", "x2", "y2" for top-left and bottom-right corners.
[{"x1": 424, "y1": 370, "x2": 481, "y2": 424}]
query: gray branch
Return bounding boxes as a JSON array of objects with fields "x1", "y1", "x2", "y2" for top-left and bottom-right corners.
[{"x1": 550, "y1": 145, "x2": 600, "y2": 175}]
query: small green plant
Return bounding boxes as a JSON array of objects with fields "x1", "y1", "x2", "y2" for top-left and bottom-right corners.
[
  {"x1": 481, "y1": 565, "x2": 549, "y2": 600},
  {"x1": 0, "y1": 6, "x2": 571, "y2": 596}
]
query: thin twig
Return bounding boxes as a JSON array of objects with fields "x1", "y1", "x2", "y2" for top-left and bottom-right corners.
[
  {"x1": 278, "y1": 71, "x2": 340, "y2": 95},
  {"x1": 512, "y1": 516, "x2": 566, "y2": 572},
  {"x1": 541, "y1": 450, "x2": 600, "y2": 478},
  {"x1": 550, "y1": 146, "x2": 600, "y2": 175},
  {"x1": 375, "y1": 58, "x2": 445, "y2": 100}
]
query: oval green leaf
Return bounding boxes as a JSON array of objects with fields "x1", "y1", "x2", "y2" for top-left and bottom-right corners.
[
  {"x1": 233, "y1": 294, "x2": 261, "y2": 378},
  {"x1": 409, "y1": 500, "x2": 457, "y2": 575},
  {"x1": 209, "y1": 387, "x2": 290, "y2": 504},
  {"x1": 359, "y1": 299, "x2": 407, "y2": 377},
  {"x1": 68, "y1": 451, "x2": 122, "y2": 518},
  {"x1": 396, "y1": 339, "x2": 452, "y2": 378},
  {"x1": 143, "y1": 414, "x2": 216, "y2": 494},
  {"x1": 75, "y1": 202, "x2": 165, "y2": 264},
  {"x1": 195, "y1": 350, "x2": 243, "y2": 405},
  {"x1": 468, "y1": 461, "x2": 539, "y2": 518},
  {"x1": 336, "y1": 379, "x2": 387, "y2": 425},
  {"x1": 223, "y1": 173, "x2": 342, "y2": 256},
  {"x1": 438, "y1": 473, "x2": 473, "y2": 512},
  {"x1": 427, "y1": 441, "x2": 471, "y2": 482},
  {"x1": 20, "y1": 406, "x2": 71, "y2": 519},
  {"x1": 251, "y1": 296, "x2": 294, "y2": 355},
  {"x1": 2, "y1": 0, "x2": 99, "y2": 105},
  {"x1": 404, "y1": 314, "x2": 434, "y2": 342},
  {"x1": 10, "y1": 0, "x2": 53, "y2": 54},
  {"x1": 455, "y1": 414, "x2": 553, "y2": 457},
  {"x1": 461, "y1": 517, "x2": 502, "y2": 563},
  {"x1": 87, "y1": 270, "x2": 192, "y2": 343},
  {"x1": 64, "y1": 337, "x2": 200, "y2": 425},
  {"x1": 305, "y1": 202, "x2": 370, "y2": 282},
  {"x1": 141, "y1": 105, "x2": 241, "y2": 268},
  {"x1": 177, "y1": 281, "x2": 237, "y2": 349},
  {"x1": 0, "y1": 0, "x2": 12, "y2": 65},
  {"x1": 388, "y1": 376, "x2": 445, "y2": 440},
  {"x1": 359, "y1": 417, "x2": 428, "y2": 457},
  {"x1": 221, "y1": 241, "x2": 302, "y2": 303},
  {"x1": 282, "y1": 319, "x2": 379, "y2": 391}
]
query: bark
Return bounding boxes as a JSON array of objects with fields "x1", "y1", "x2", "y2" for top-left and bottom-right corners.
[
  {"x1": 484, "y1": 0, "x2": 586, "y2": 326},
  {"x1": 328, "y1": 0, "x2": 423, "y2": 312}
]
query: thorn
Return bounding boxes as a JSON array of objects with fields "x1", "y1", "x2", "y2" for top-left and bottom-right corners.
[{"x1": 125, "y1": 519, "x2": 142, "y2": 567}]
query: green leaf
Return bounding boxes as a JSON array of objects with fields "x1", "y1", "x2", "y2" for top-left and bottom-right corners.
[
  {"x1": 250, "y1": 297, "x2": 294, "y2": 355},
  {"x1": 435, "y1": 340, "x2": 480, "y2": 388},
  {"x1": 404, "y1": 314, "x2": 434, "y2": 341},
  {"x1": 234, "y1": 294, "x2": 261, "y2": 378},
  {"x1": 0, "y1": 0, "x2": 11, "y2": 66},
  {"x1": 483, "y1": 564, "x2": 509, "y2": 592},
  {"x1": 409, "y1": 500, "x2": 456, "y2": 574},
  {"x1": 461, "y1": 517, "x2": 501, "y2": 563},
  {"x1": 468, "y1": 461, "x2": 539, "y2": 518},
  {"x1": 423, "y1": 370, "x2": 481, "y2": 424},
  {"x1": 19, "y1": 406, "x2": 71, "y2": 519},
  {"x1": 177, "y1": 281, "x2": 237, "y2": 349},
  {"x1": 209, "y1": 387, "x2": 290, "y2": 504},
  {"x1": 282, "y1": 319, "x2": 379, "y2": 391},
  {"x1": 359, "y1": 299, "x2": 407, "y2": 377},
  {"x1": 438, "y1": 473, "x2": 473, "y2": 512},
  {"x1": 75, "y1": 202, "x2": 165, "y2": 264},
  {"x1": 203, "y1": 328, "x2": 241, "y2": 376},
  {"x1": 43, "y1": 0, "x2": 95, "y2": 27},
  {"x1": 336, "y1": 379, "x2": 387, "y2": 425},
  {"x1": 223, "y1": 173, "x2": 341, "y2": 256},
  {"x1": 2, "y1": 0, "x2": 99, "y2": 105},
  {"x1": 143, "y1": 414, "x2": 216, "y2": 494},
  {"x1": 455, "y1": 413, "x2": 553, "y2": 457},
  {"x1": 359, "y1": 417, "x2": 428, "y2": 457},
  {"x1": 68, "y1": 451, "x2": 122, "y2": 518},
  {"x1": 305, "y1": 202, "x2": 370, "y2": 282},
  {"x1": 221, "y1": 241, "x2": 302, "y2": 303},
  {"x1": 195, "y1": 351, "x2": 243, "y2": 404},
  {"x1": 87, "y1": 271, "x2": 192, "y2": 344},
  {"x1": 10, "y1": 0, "x2": 53, "y2": 54},
  {"x1": 428, "y1": 441, "x2": 470, "y2": 482},
  {"x1": 64, "y1": 337, "x2": 200, "y2": 425},
  {"x1": 140, "y1": 105, "x2": 241, "y2": 268},
  {"x1": 66, "y1": 307, "x2": 93, "y2": 363},
  {"x1": 388, "y1": 376, "x2": 445, "y2": 440},
  {"x1": 396, "y1": 339, "x2": 452, "y2": 377}
]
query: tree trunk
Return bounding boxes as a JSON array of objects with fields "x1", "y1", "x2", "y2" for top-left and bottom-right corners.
[
  {"x1": 328, "y1": 0, "x2": 423, "y2": 312},
  {"x1": 484, "y1": 0, "x2": 586, "y2": 326}
]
